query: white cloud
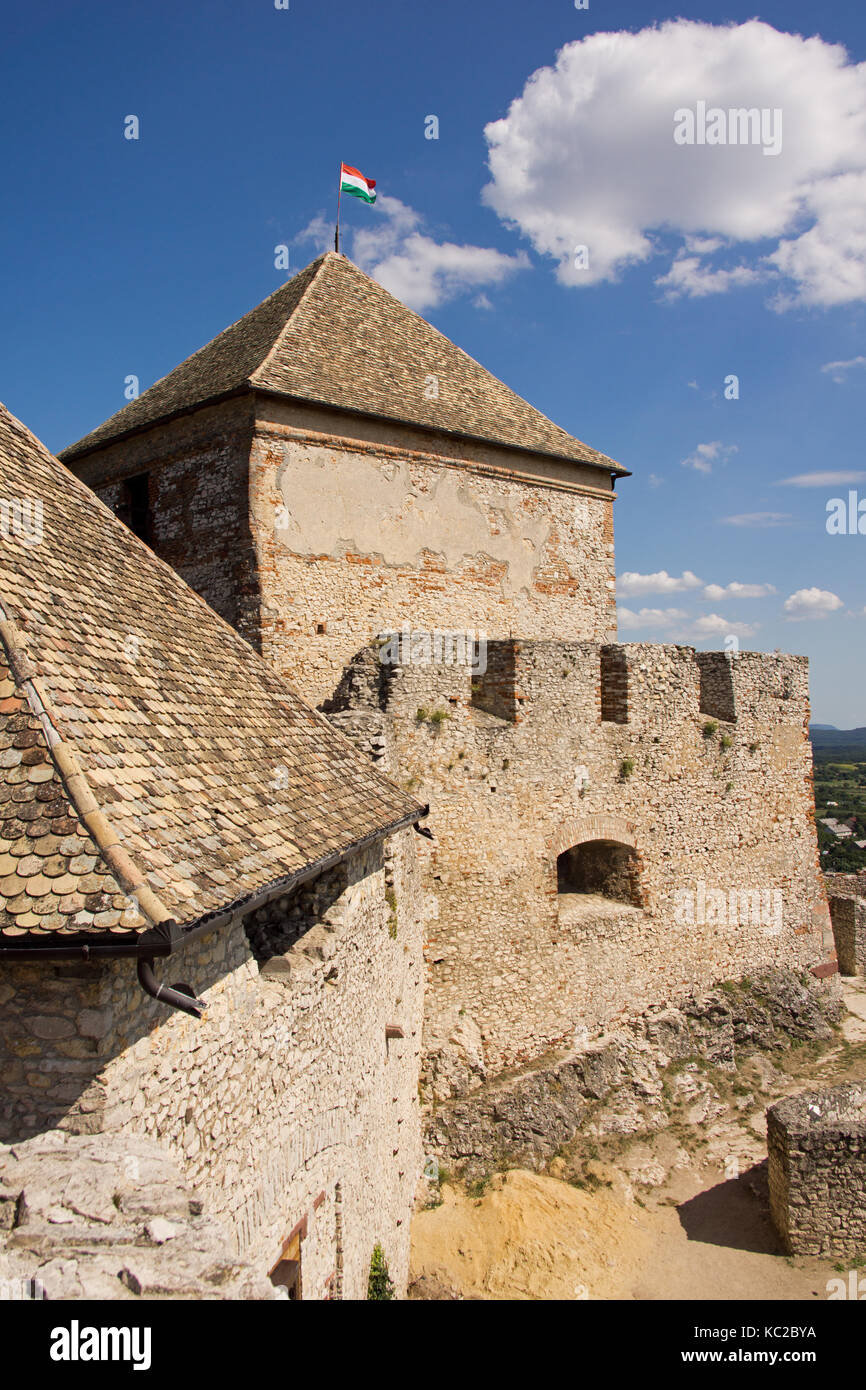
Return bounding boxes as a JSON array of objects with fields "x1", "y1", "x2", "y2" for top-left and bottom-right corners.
[
  {"x1": 681, "y1": 441, "x2": 738, "y2": 473},
  {"x1": 821, "y1": 355, "x2": 866, "y2": 383},
  {"x1": 295, "y1": 212, "x2": 334, "y2": 253},
  {"x1": 690, "y1": 613, "x2": 759, "y2": 638},
  {"x1": 351, "y1": 197, "x2": 528, "y2": 312},
  {"x1": 618, "y1": 569, "x2": 703, "y2": 597},
  {"x1": 482, "y1": 19, "x2": 866, "y2": 309},
  {"x1": 702, "y1": 582, "x2": 776, "y2": 600},
  {"x1": 783, "y1": 587, "x2": 844, "y2": 619},
  {"x1": 777, "y1": 470, "x2": 866, "y2": 487},
  {"x1": 617, "y1": 606, "x2": 688, "y2": 631},
  {"x1": 658, "y1": 256, "x2": 759, "y2": 299},
  {"x1": 298, "y1": 196, "x2": 528, "y2": 312},
  {"x1": 617, "y1": 605, "x2": 757, "y2": 640},
  {"x1": 719, "y1": 512, "x2": 793, "y2": 527}
]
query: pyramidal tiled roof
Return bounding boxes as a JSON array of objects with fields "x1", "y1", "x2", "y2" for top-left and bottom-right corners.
[
  {"x1": 61, "y1": 252, "x2": 624, "y2": 473},
  {"x1": 0, "y1": 402, "x2": 423, "y2": 942}
]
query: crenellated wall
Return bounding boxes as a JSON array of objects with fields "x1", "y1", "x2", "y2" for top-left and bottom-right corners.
[
  {"x1": 329, "y1": 639, "x2": 831, "y2": 1096},
  {"x1": 66, "y1": 394, "x2": 832, "y2": 1195}
]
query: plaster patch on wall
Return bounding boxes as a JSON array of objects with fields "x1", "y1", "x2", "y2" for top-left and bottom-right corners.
[{"x1": 270, "y1": 447, "x2": 556, "y2": 597}]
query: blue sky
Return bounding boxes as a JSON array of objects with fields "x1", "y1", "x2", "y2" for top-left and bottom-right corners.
[{"x1": 1, "y1": 1, "x2": 865, "y2": 723}]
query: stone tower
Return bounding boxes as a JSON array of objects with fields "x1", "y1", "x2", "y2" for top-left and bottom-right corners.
[
  {"x1": 62, "y1": 254, "x2": 832, "y2": 1097},
  {"x1": 62, "y1": 252, "x2": 626, "y2": 709}
]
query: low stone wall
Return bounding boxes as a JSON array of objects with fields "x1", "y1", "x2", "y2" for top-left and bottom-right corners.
[
  {"x1": 825, "y1": 872, "x2": 866, "y2": 977},
  {"x1": 768, "y1": 1082, "x2": 866, "y2": 1258},
  {"x1": 427, "y1": 968, "x2": 842, "y2": 1182},
  {"x1": 0, "y1": 1131, "x2": 274, "y2": 1300},
  {"x1": 0, "y1": 831, "x2": 424, "y2": 1299}
]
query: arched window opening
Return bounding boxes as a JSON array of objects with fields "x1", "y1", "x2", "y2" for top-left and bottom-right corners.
[{"x1": 556, "y1": 838, "x2": 641, "y2": 906}]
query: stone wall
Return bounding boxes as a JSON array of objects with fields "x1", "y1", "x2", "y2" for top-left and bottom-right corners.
[
  {"x1": 768, "y1": 1083, "x2": 866, "y2": 1258},
  {"x1": 825, "y1": 871, "x2": 866, "y2": 976},
  {"x1": 430, "y1": 968, "x2": 842, "y2": 1182},
  {"x1": 68, "y1": 398, "x2": 618, "y2": 710},
  {"x1": 67, "y1": 399, "x2": 261, "y2": 648},
  {"x1": 0, "y1": 831, "x2": 424, "y2": 1299},
  {"x1": 0, "y1": 1131, "x2": 275, "y2": 1300},
  {"x1": 247, "y1": 403, "x2": 617, "y2": 707},
  {"x1": 329, "y1": 640, "x2": 831, "y2": 1095}
]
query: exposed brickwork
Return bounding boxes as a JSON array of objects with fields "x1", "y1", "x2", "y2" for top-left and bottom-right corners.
[
  {"x1": 248, "y1": 411, "x2": 617, "y2": 708},
  {"x1": 600, "y1": 644, "x2": 629, "y2": 723}
]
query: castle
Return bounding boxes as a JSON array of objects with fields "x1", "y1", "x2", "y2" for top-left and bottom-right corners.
[{"x1": 0, "y1": 251, "x2": 833, "y2": 1298}]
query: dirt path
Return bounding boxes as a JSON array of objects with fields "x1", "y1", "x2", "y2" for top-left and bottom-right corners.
[{"x1": 411, "y1": 978, "x2": 866, "y2": 1300}]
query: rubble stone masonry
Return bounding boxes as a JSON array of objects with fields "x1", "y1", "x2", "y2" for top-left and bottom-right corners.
[
  {"x1": 248, "y1": 401, "x2": 617, "y2": 706},
  {"x1": 67, "y1": 396, "x2": 830, "y2": 1119},
  {"x1": 329, "y1": 640, "x2": 830, "y2": 1096},
  {"x1": 0, "y1": 832, "x2": 423, "y2": 1299},
  {"x1": 768, "y1": 1082, "x2": 866, "y2": 1258},
  {"x1": 824, "y1": 871, "x2": 866, "y2": 977},
  {"x1": 69, "y1": 398, "x2": 262, "y2": 649}
]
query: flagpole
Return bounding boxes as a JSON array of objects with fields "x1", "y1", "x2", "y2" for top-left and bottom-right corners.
[{"x1": 335, "y1": 164, "x2": 342, "y2": 254}]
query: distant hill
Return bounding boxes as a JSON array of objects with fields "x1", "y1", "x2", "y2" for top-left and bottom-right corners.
[{"x1": 810, "y1": 726, "x2": 866, "y2": 761}]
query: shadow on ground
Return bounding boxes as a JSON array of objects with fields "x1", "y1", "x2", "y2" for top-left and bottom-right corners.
[{"x1": 676, "y1": 1161, "x2": 782, "y2": 1256}]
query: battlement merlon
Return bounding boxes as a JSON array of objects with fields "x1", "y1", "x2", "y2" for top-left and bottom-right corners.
[{"x1": 341, "y1": 638, "x2": 812, "y2": 736}]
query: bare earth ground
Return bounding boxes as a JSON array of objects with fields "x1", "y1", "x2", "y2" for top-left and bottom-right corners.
[{"x1": 410, "y1": 977, "x2": 866, "y2": 1301}]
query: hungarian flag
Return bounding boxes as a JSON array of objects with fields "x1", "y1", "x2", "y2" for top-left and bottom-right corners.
[{"x1": 340, "y1": 163, "x2": 376, "y2": 204}]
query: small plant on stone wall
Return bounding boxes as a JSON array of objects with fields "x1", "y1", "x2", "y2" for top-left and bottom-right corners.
[
  {"x1": 416, "y1": 706, "x2": 451, "y2": 729},
  {"x1": 367, "y1": 1243, "x2": 395, "y2": 1300},
  {"x1": 385, "y1": 887, "x2": 398, "y2": 939},
  {"x1": 702, "y1": 720, "x2": 718, "y2": 738},
  {"x1": 720, "y1": 733, "x2": 734, "y2": 750},
  {"x1": 619, "y1": 758, "x2": 634, "y2": 781}
]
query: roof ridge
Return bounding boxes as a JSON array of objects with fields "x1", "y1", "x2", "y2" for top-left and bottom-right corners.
[
  {"x1": 250, "y1": 252, "x2": 333, "y2": 386},
  {"x1": 59, "y1": 255, "x2": 330, "y2": 463},
  {"x1": 60, "y1": 253, "x2": 624, "y2": 472},
  {"x1": 0, "y1": 603, "x2": 173, "y2": 928}
]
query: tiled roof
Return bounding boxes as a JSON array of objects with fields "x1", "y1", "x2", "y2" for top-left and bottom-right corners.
[
  {"x1": 0, "y1": 403, "x2": 423, "y2": 941},
  {"x1": 61, "y1": 253, "x2": 624, "y2": 473}
]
